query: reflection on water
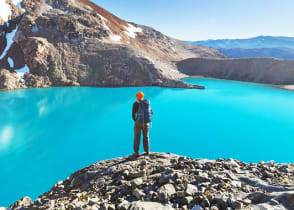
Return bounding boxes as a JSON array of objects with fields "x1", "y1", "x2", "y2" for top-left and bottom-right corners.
[
  {"x1": 0, "y1": 125, "x2": 13, "y2": 145},
  {"x1": 1, "y1": 79, "x2": 294, "y2": 206}
]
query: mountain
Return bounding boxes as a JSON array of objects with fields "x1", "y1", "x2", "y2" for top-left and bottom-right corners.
[
  {"x1": 218, "y1": 47, "x2": 294, "y2": 60},
  {"x1": 189, "y1": 36, "x2": 294, "y2": 49},
  {"x1": 0, "y1": 0, "x2": 224, "y2": 90}
]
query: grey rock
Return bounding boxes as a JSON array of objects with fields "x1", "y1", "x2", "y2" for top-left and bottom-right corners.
[
  {"x1": 133, "y1": 188, "x2": 146, "y2": 200},
  {"x1": 159, "y1": 174, "x2": 171, "y2": 185},
  {"x1": 88, "y1": 197, "x2": 100, "y2": 205},
  {"x1": 159, "y1": 184, "x2": 176, "y2": 197},
  {"x1": 269, "y1": 199, "x2": 280, "y2": 205},
  {"x1": 9, "y1": 196, "x2": 32, "y2": 209},
  {"x1": 131, "y1": 178, "x2": 144, "y2": 188},
  {"x1": 247, "y1": 192, "x2": 270, "y2": 204},
  {"x1": 176, "y1": 191, "x2": 185, "y2": 198},
  {"x1": 182, "y1": 196, "x2": 193, "y2": 205},
  {"x1": 159, "y1": 192, "x2": 169, "y2": 202},
  {"x1": 231, "y1": 200, "x2": 243, "y2": 209},
  {"x1": 200, "y1": 195, "x2": 210, "y2": 207},
  {"x1": 117, "y1": 200, "x2": 130, "y2": 210},
  {"x1": 129, "y1": 201, "x2": 174, "y2": 210},
  {"x1": 210, "y1": 204, "x2": 220, "y2": 210},
  {"x1": 191, "y1": 205, "x2": 204, "y2": 210},
  {"x1": 185, "y1": 184, "x2": 198, "y2": 196},
  {"x1": 128, "y1": 170, "x2": 146, "y2": 179},
  {"x1": 214, "y1": 194, "x2": 228, "y2": 209},
  {"x1": 278, "y1": 165, "x2": 290, "y2": 173}
]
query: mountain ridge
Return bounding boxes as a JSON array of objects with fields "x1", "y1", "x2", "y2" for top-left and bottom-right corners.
[
  {"x1": 0, "y1": 0, "x2": 224, "y2": 90},
  {"x1": 218, "y1": 47, "x2": 294, "y2": 60}
]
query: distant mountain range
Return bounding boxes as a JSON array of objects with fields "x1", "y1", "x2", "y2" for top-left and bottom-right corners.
[
  {"x1": 188, "y1": 36, "x2": 294, "y2": 60},
  {"x1": 218, "y1": 48, "x2": 294, "y2": 60},
  {"x1": 189, "y1": 36, "x2": 294, "y2": 49}
]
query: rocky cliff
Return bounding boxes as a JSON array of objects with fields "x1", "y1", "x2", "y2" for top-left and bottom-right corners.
[
  {"x1": 177, "y1": 58, "x2": 294, "y2": 86},
  {"x1": 5, "y1": 153, "x2": 294, "y2": 210},
  {"x1": 0, "y1": 0, "x2": 224, "y2": 90}
]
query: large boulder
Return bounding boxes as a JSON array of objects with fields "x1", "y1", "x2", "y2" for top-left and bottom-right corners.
[{"x1": 0, "y1": 69, "x2": 26, "y2": 90}]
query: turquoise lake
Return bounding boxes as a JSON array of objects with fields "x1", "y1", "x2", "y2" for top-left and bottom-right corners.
[{"x1": 0, "y1": 78, "x2": 294, "y2": 206}]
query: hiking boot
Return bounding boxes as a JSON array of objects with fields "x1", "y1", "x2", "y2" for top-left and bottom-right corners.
[{"x1": 133, "y1": 152, "x2": 139, "y2": 157}]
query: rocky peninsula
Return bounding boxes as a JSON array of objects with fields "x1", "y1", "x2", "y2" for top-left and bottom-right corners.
[
  {"x1": 4, "y1": 153, "x2": 294, "y2": 210},
  {"x1": 177, "y1": 58, "x2": 294, "y2": 90}
]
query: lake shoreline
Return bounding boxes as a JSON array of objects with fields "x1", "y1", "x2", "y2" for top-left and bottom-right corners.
[
  {"x1": 5, "y1": 152, "x2": 294, "y2": 209},
  {"x1": 2, "y1": 75, "x2": 294, "y2": 93},
  {"x1": 182, "y1": 75, "x2": 294, "y2": 92}
]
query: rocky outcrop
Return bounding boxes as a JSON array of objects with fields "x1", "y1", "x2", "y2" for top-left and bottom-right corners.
[
  {"x1": 0, "y1": 0, "x2": 224, "y2": 91},
  {"x1": 6, "y1": 153, "x2": 294, "y2": 209},
  {"x1": 0, "y1": 69, "x2": 26, "y2": 90},
  {"x1": 177, "y1": 57, "x2": 294, "y2": 86}
]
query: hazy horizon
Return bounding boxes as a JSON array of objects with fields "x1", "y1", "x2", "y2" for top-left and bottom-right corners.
[{"x1": 95, "y1": 0, "x2": 294, "y2": 41}]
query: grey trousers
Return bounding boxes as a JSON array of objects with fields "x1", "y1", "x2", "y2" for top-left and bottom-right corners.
[{"x1": 134, "y1": 121, "x2": 150, "y2": 154}]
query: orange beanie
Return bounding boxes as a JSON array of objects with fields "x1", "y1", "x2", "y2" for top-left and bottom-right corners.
[{"x1": 136, "y1": 92, "x2": 144, "y2": 100}]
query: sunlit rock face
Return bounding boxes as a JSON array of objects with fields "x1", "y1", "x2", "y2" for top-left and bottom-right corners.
[
  {"x1": 0, "y1": 0, "x2": 224, "y2": 90},
  {"x1": 0, "y1": 69, "x2": 26, "y2": 90}
]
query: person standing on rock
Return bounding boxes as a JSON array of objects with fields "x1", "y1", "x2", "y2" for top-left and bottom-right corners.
[{"x1": 132, "y1": 92, "x2": 153, "y2": 156}]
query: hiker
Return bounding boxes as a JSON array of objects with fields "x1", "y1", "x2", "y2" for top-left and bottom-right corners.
[{"x1": 132, "y1": 91, "x2": 153, "y2": 156}]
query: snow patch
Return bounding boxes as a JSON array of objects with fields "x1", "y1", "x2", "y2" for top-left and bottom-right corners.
[
  {"x1": 15, "y1": 64, "x2": 29, "y2": 82},
  {"x1": 16, "y1": 64, "x2": 29, "y2": 73},
  {"x1": 16, "y1": 72, "x2": 25, "y2": 81},
  {"x1": 0, "y1": 0, "x2": 12, "y2": 22},
  {"x1": 48, "y1": 5, "x2": 53, "y2": 9},
  {"x1": 97, "y1": 14, "x2": 121, "y2": 42},
  {"x1": 98, "y1": 14, "x2": 110, "y2": 31},
  {"x1": 124, "y1": 24, "x2": 142, "y2": 39},
  {"x1": 109, "y1": 34, "x2": 121, "y2": 42},
  {"x1": 0, "y1": 26, "x2": 18, "y2": 59},
  {"x1": 8, "y1": 57, "x2": 14, "y2": 68}
]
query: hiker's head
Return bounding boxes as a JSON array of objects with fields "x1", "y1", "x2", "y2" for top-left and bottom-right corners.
[{"x1": 136, "y1": 92, "x2": 144, "y2": 101}]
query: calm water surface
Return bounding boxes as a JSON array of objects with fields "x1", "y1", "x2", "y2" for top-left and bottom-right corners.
[{"x1": 0, "y1": 78, "x2": 294, "y2": 205}]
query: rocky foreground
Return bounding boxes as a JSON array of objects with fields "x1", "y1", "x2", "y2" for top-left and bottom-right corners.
[{"x1": 5, "y1": 153, "x2": 294, "y2": 210}]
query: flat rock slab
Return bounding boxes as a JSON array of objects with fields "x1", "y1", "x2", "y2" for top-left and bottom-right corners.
[{"x1": 129, "y1": 201, "x2": 174, "y2": 210}]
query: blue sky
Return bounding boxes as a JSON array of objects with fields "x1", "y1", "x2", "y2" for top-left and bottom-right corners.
[{"x1": 94, "y1": 0, "x2": 294, "y2": 41}]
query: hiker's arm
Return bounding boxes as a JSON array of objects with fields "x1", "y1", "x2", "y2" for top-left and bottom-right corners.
[{"x1": 132, "y1": 103, "x2": 137, "y2": 121}]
